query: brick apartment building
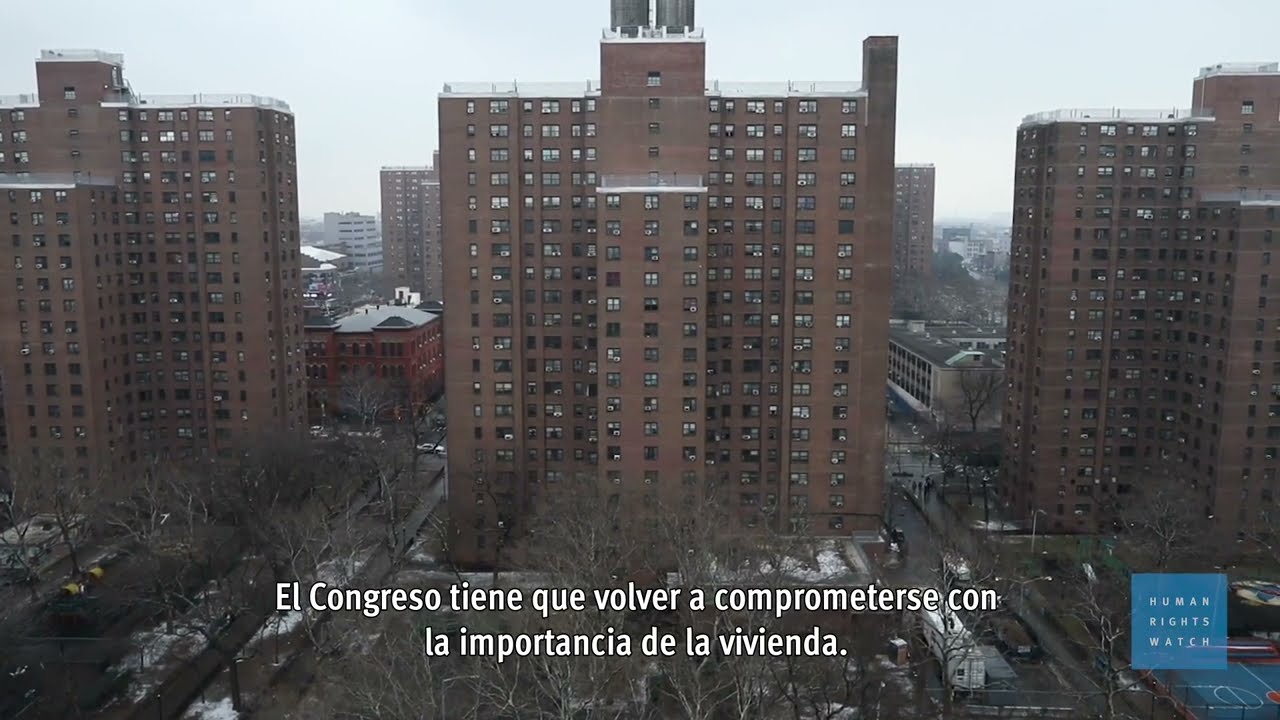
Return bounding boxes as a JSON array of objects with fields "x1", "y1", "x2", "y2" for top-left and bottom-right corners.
[
  {"x1": 380, "y1": 155, "x2": 443, "y2": 301},
  {"x1": 0, "y1": 50, "x2": 304, "y2": 481},
  {"x1": 304, "y1": 304, "x2": 444, "y2": 423},
  {"x1": 1003, "y1": 62, "x2": 1280, "y2": 534},
  {"x1": 893, "y1": 163, "x2": 935, "y2": 280},
  {"x1": 438, "y1": 0, "x2": 899, "y2": 566}
]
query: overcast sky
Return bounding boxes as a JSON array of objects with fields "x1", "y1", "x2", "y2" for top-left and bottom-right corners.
[{"x1": 3, "y1": 1, "x2": 1275, "y2": 221}]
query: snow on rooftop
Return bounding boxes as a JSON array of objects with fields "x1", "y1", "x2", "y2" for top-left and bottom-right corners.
[
  {"x1": 300, "y1": 245, "x2": 345, "y2": 263},
  {"x1": 331, "y1": 304, "x2": 439, "y2": 333},
  {"x1": 441, "y1": 80, "x2": 865, "y2": 98}
]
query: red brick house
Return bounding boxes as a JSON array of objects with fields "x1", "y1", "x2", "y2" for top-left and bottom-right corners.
[{"x1": 304, "y1": 304, "x2": 443, "y2": 423}]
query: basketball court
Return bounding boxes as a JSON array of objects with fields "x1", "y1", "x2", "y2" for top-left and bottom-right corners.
[{"x1": 1149, "y1": 644, "x2": 1280, "y2": 720}]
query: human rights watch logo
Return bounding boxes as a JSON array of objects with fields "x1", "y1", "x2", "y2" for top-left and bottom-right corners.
[{"x1": 1130, "y1": 573, "x2": 1227, "y2": 670}]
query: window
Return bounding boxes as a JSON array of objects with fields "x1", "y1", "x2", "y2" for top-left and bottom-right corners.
[
  {"x1": 1242, "y1": 100, "x2": 1255, "y2": 115},
  {"x1": 647, "y1": 71, "x2": 662, "y2": 87},
  {"x1": 840, "y1": 124, "x2": 857, "y2": 138}
]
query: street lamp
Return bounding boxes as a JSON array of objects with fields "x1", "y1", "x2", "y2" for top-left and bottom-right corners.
[
  {"x1": 441, "y1": 674, "x2": 479, "y2": 720},
  {"x1": 1029, "y1": 509, "x2": 1048, "y2": 557}
]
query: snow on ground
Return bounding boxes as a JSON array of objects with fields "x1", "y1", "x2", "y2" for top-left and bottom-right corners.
[
  {"x1": 407, "y1": 543, "x2": 439, "y2": 566},
  {"x1": 760, "y1": 539, "x2": 871, "y2": 583},
  {"x1": 110, "y1": 579, "x2": 224, "y2": 701},
  {"x1": 316, "y1": 551, "x2": 373, "y2": 586},
  {"x1": 115, "y1": 626, "x2": 206, "y2": 701},
  {"x1": 183, "y1": 696, "x2": 239, "y2": 719},
  {"x1": 971, "y1": 520, "x2": 1020, "y2": 532},
  {"x1": 874, "y1": 655, "x2": 916, "y2": 695},
  {"x1": 246, "y1": 549, "x2": 376, "y2": 650},
  {"x1": 257, "y1": 610, "x2": 305, "y2": 639}
]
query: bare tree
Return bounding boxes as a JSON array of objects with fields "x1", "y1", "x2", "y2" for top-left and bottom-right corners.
[
  {"x1": 955, "y1": 368, "x2": 1003, "y2": 434},
  {"x1": 1116, "y1": 472, "x2": 1212, "y2": 572},
  {"x1": 0, "y1": 458, "x2": 101, "y2": 593},
  {"x1": 1061, "y1": 563, "x2": 1155, "y2": 720},
  {"x1": 1236, "y1": 505, "x2": 1278, "y2": 571},
  {"x1": 769, "y1": 616, "x2": 914, "y2": 720},
  {"x1": 339, "y1": 372, "x2": 396, "y2": 429}
]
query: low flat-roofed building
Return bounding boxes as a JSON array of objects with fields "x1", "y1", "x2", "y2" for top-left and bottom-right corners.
[{"x1": 887, "y1": 320, "x2": 1006, "y2": 429}]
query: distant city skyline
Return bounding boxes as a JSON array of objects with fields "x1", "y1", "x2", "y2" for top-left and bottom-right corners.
[{"x1": 4, "y1": 0, "x2": 1278, "y2": 217}]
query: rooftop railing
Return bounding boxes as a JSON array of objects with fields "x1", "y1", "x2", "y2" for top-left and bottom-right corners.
[
  {"x1": 101, "y1": 92, "x2": 291, "y2": 112},
  {"x1": 40, "y1": 49, "x2": 124, "y2": 65},
  {"x1": 441, "y1": 81, "x2": 598, "y2": 96},
  {"x1": 1021, "y1": 107, "x2": 1213, "y2": 125}
]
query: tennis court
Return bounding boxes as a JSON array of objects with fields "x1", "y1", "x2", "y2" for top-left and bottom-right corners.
[{"x1": 1148, "y1": 647, "x2": 1280, "y2": 720}]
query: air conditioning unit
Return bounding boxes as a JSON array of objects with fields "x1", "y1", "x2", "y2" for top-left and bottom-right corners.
[
  {"x1": 644, "y1": 406, "x2": 654, "y2": 412},
  {"x1": 688, "y1": 305, "x2": 697, "y2": 313},
  {"x1": 499, "y1": 250, "x2": 511, "y2": 257},
  {"x1": 837, "y1": 251, "x2": 847, "y2": 258},
  {"x1": 709, "y1": 227, "x2": 719, "y2": 234},
  {"x1": 60, "y1": 263, "x2": 68, "y2": 269},
  {"x1": 553, "y1": 411, "x2": 563, "y2": 417},
  {"x1": 838, "y1": 412, "x2": 848, "y2": 419},
  {"x1": 491, "y1": 228, "x2": 502, "y2": 234},
  {"x1": 804, "y1": 321, "x2": 813, "y2": 328},
  {"x1": 493, "y1": 274, "x2": 503, "y2": 280},
  {"x1": 610, "y1": 356, "x2": 621, "y2": 362},
  {"x1": 687, "y1": 454, "x2": 697, "y2": 461},
  {"x1": 743, "y1": 344, "x2": 752, "y2": 350},
  {"x1": 834, "y1": 368, "x2": 844, "y2": 374},
  {"x1": 553, "y1": 388, "x2": 563, "y2": 395},
  {"x1": 1253, "y1": 369, "x2": 1262, "y2": 375},
  {"x1": 610, "y1": 429, "x2": 621, "y2": 436},
  {"x1": 751, "y1": 389, "x2": 760, "y2": 396},
  {"x1": 644, "y1": 230, "x2": 655, "y2": 236},
  {"x1": 798, "y1": 180, "x2": 809, "y2": 186},
  {"x1": 20, "y1": 348, "x2": 30, "y2": 355},
  {"x1": 587, "y1": 368, "x2": 597, "y2": 374},
  {"x1": 610, "y1": 229, "x2": 621, "y2": 236},
  {"x1": 587, "y1": 298, "x2": 597, "y2": 305},
  {"x1": 587, "y1": 227, "x2": 597, "y2": 234},
  {"x1": 494, "y1": 343, "x2": 504, "y2": 350},
  {"x1": 472, "y1": 344, "x2": 480, "y2": 350},
  {"x1": 213, "y1": 394, "x2": 225, "y2": 402},
  {"x1": 170, "y1": 297, "x2": 180, "y2": 304},
  {"x1": 834, "y1": 390, "x2": 845, "y2": 397},
  {"x1": 503, "y1": 433, "x2": 514, "y2": 440},
  {"x1": 493, "y1": 297, "x2": 503, "y2": 304},
  {"x1": 837, "y1": 434, "x2": 847, "y2": 442},
  {"x1": 607, "y1": 405, "x2": 618, "y2": 412},
  {"x1": 794, "y1": 344, "x2": 805, "y2": 351},
  {"x1": 742, "y1": 434, "x2": 752, "y2": 440}
]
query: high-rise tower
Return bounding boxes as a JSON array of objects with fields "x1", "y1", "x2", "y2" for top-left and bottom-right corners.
[{"x1": 439, "y1": 4, "x2": 898, "y2": 567}]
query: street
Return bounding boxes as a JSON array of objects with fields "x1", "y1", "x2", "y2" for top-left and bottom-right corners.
[{"x1": 880, "y1": 418, "x2": 1184, "y2": 719}]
